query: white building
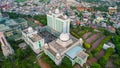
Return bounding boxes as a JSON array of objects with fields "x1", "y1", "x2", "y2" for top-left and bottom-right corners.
[
  {"x1": 44, "y1": 33, "x2": 88, "y2": 66},
  {"x1": 22, "y1": 8, "x2": 88, "y2": 66},
  {"x1": 0, "y1": 32, "x2": 14, "y2": 58},
  {"x1": 47, "y1": 8, "x2": 70, "y2": 33},
  {"x1": 22, "y1": 27, "x2": 44, "y2": 54},
  {"x1": 103, "y1": 42, "x2": 115, "y2": 50}
]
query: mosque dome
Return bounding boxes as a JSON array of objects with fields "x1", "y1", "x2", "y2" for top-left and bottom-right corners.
[
  {"x1": 79, "y1": 38, "x2": 83, "y2": 41},
  {"x1": 56, "y1": 53, "x2": 61, "y2": 60},
  {"x1": 55, "y1": 8, "x2": 60, "y2": 14},
  {"x1": 44, "y1": 44, "x2": 48, "y2": 49},
  {"x1": 60, "y1": 33, "x2": 70, "y2": 41},
  {"x1": 28, "y1": 27, "x2": 33, "y2": 33}
]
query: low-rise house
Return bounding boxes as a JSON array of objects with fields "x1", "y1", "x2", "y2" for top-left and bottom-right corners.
[
  {"x1": 103, "y1": 42, "x2": 115, "y2": 50},
  {"x1": 77, "y1": 6, "x2": 92, "y2": 12},
  {"x1": 107, "y1": 26, "x2": 116, "y2": 33},
  {"x1": 108, "y1": 6, "x2": 117, "y2": 14},
  {"x1": 113, "y1": 22, "x2": 120, "y2": 28}
]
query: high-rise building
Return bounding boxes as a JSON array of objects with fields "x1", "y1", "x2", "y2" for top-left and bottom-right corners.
[{"x1": 47, "y1": 8, "x2": 70, "y2": 33}]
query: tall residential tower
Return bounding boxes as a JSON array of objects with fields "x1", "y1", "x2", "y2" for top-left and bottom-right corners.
[{"x1": 47, "y1": 8, "x2": 70, "y2": 33}]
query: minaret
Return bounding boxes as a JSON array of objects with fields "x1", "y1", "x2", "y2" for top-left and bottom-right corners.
[{"x1": 0, "y1": 32, "x2": 14, "y2": 58}]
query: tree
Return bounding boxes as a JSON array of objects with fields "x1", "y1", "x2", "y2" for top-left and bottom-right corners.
[
  {"x1": 33, "y1": 15, "x2": 47, "y2": 25},
  {"x1": 112, "y1": 54, "x2": 119, "y2": 59},
  {"x1": 112, "y1": 35, "x2": 120, "y2": 56},
  {"x1": 115, "y1": 44, "x2": 120, "y2": 56},
  {"x1": 113, "y1": 58, "x2": 120, "y2": 68},
  {"x1": 1, "y1": 58, "x2": 12, "y2": 68},
  {"x1": 91, "y1": 5, "x2": 108, "y2": 12},
  {"x1": 99, "y1": 48, "x2": 114, "y2": 67},
  {"x1": 88, "y1": 52, "x2": 93, "y2": 59},
  {"x1": 78, "y1": 12, "x2": 83, "y2": 21},
  {"x1": 99, "y1": 56, "x2": 107, "y2": 67},
  {"x1": 116, "y1": 29, "x2": 120, "y2": 36},
  {"x1": 70, "y1": 6, "x2": 76, "y2": 10},
  {"x1": 112, "y1": 35, "x2": 120, "y2": 44},
  {"x1": 92, "y1": 36, "x2": 112, "y2": 54},
  {"x1": 104, "y1": 30, "x2": 112, "y2": 36},
  {"x1": 59, "y1": 57, "x2": 73, "y2": 68},
  {"x1": 112, "y1": 54, "x2": 120, "y2": 68},
  {"x1": 91, "y1": 62, "x2": 101, "y2": 68},
  {"x1": 41, "y1": 53, "x2": 73, "y2": 68},
  {"x1": 91, "y1": 13, "x2": 96, "y2": 19},
  {"x1": 83, "y1": 42, "x2": 91, "y2": 49}
]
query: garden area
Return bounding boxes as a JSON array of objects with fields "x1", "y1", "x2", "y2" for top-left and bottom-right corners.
[
  {"x1": 70, "y1": 25, "x2": 116, "y2": 68},
  {"x1": 110, "y1": 28, "x2": 120, "y2": 68}
]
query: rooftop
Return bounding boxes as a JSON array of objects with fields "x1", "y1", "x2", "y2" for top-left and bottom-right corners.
[
  {"x1": 0, "y1": 24, "x2": 10, "y2": 31},
  {"x1": 58, "y1": 15, "x2": 68, "y2": 20},
  {"x1": 48, "y1": 34, "x2": 78, "y2": 55},
  {"x1": 15, "y1": 18, "x2": 27, "y2": 23},
  {"x1": 77, "y1": 51, "x2": 88, "y2": 60},
  {"x1": 29, "y1": 33, "x2": 42, "y2": 42},
  {"x1": 38, "y1": 30, "x2": 57, "y2": 43},
  {"x1": 48, "y1": 40, "x2": 67, "y2": 53},
  {"x1": 5, "y1": 19, "x2": 17, "y2": 26},
  {"x1": 66, "y1": 46, "x2": 84, "y2": 59}
]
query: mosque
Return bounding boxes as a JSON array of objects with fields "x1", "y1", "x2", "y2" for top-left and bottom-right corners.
[{"x1": 22, "y1": 8, "x2": 88, "y2": 66}]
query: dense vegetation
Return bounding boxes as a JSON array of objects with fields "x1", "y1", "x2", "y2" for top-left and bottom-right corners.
[
  {"x1": 76, "y1": 0, "x2": 101, "y2": 3},
  {"x1": 0, "y1": 40, "x2": 40, "y2": 68},
  {"x1": 2, "y1": 12, "x2": 47, "y2": 25},
  {"x1": 91, "y1": 5, "x2": 108, "y2": 12},
  {"x1": 91, "y1": 36, "x2": 112, "y2": 55},
  {"x1": 98, "y1": 48, "x2": 114, "y2": 67},
  {"x1": 41, "y1": 53, "x2": 73, "y2": 68},
  {"x1": 111, "y1": 28, "x2": 120, "y2": 68},
  {"x1": 91, "y1": 62, "x2": 101, "y2": 68},
  {"x1": 83, "y1": 42, "x2": 91, "y2": 49}
]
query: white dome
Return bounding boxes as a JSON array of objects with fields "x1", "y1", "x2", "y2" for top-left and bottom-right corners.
[
  {"x1": 55, "y1": 8, "x2": 60, "y2": 14},
  {"x1": 60, "y1": 33, "x2": 70, "y2": 41},
  {"x1": 56, "y1": 53, "x2": 61, "y2": 60},
  {"x1": 44, "y1": 44, "x2": 48, "y2": 49},
  {"x1": 64, "y1": 15, "x2": 68, "y2": 19},
  {"x1": 28, "y1": 27, "x2": 33, "y2": 33}
]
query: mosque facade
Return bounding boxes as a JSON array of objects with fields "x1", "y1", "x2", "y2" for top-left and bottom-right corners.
[{"x1": 22, "y1": 8, "x2": 88, "y2": 66}]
